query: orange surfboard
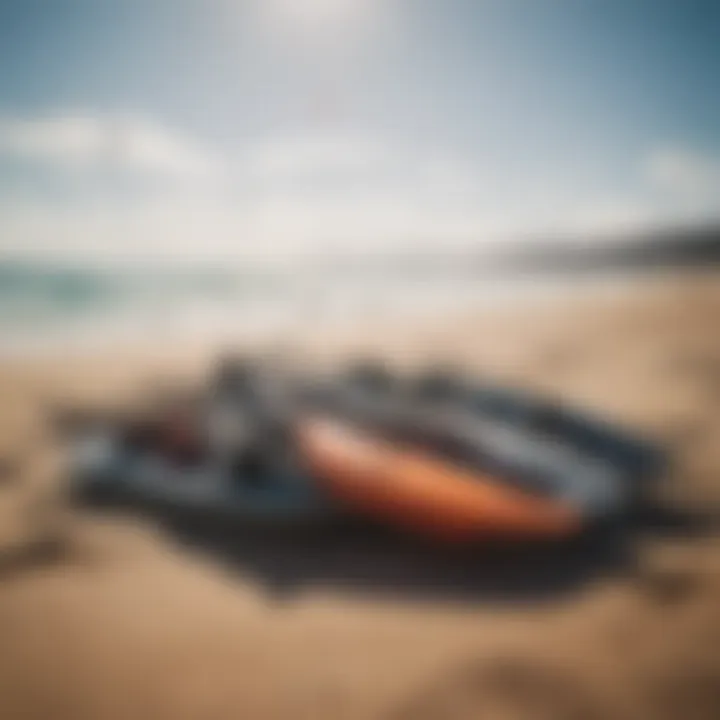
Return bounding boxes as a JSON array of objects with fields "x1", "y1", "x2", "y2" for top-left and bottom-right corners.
[{"x1": 297, "y1": 418, "x2": 582, "y2": 542}]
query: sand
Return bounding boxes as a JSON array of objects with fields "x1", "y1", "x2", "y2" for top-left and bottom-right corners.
[{"x1": 1, "y1": 269, "x2": 719, "y2": 719}]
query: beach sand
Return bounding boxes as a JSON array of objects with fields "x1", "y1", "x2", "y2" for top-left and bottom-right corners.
[{"x1": 1, "y1": 270, "x2": 719, "y2": 719}]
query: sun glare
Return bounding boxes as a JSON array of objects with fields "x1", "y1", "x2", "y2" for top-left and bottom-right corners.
[{"x1": 257, "y1": 0, "x2": 384, "y2": 45}]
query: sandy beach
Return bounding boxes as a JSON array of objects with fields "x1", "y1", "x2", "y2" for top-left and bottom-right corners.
[{"x1": 1, "y1": 270, "x2": 720, "y2": 720}]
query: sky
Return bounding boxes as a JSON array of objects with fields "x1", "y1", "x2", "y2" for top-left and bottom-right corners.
[{"x1": 0, "y1": 0, "x2": 719, "y2": 264}]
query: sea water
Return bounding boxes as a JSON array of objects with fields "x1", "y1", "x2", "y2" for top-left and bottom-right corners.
[{"x1": 0, "y1": 257, "x2": 643, "y2": 357}]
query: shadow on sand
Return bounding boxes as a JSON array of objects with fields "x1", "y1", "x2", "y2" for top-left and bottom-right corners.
[{"x1": 73, "y1": 494, "x2": 712, "y2": 606}]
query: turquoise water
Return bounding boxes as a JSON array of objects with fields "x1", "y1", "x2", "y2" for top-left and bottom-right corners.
[
  {"x1": 0, "y1": 261, "x2": 296, "y2": 352},
  {"x1": 0, "y1": 259, "x2": 638, "y2": 355}
]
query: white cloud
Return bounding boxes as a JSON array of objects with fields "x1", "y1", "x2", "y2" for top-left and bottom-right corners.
[
  {"x1": 113, "y1": 116, "x2": 221, "y2": 178},
  {"x1": 0, "y1": 115, "x2": 104, "y2": 166},
  {"x1": 2, "y1": 118, "x2": 720, "y2": 263},
  {"x1": 645, "y1": 145, "x2": 720, "y2": 205},
  {"x1": 0, "y1": 112, "x2": 221, "y2": 179},
  {"x1": 510, "y1": 144, "x2": 720, "y2": 243},
  {"x1": 0, "y1": 195, "x2": 246, "y2": 263},
  {"x1": 243, "y1": 135, "x2": 385, "y2": 179}
]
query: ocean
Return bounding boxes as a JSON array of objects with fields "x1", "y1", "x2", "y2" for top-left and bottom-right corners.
[{"x1": 0, "y1": 257, "x2": 643, "y2": 356}]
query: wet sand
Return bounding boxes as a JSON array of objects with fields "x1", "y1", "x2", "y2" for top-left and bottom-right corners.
[{"x1": 1, "y1": 270, "x2": 720, "y2": 719}]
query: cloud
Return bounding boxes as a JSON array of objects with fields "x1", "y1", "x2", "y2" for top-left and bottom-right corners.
[
  {"x1": 243, "y1": 135, "x2": 385, "y2": 180},
  {"x1": 0, "y1": 120, "x2": 490, "y2": 261},
  {"x1": 3, "y1": 116, "x2": 720, "y2": 263},
  {"x1": 0, "y1": 113, "x2": 221, "y2": 179},
  {"x1": 645, "y1": 145, "x2": 720, "y2": 202},
  {"x1": 0, "y1": 115, "x2": 103, "y2": 166},
  {"x1": 509, "y1": 144, "x2": 720, "y2": 242},
  {"x1": 112, "y1": 116, "x2": 221, "y2": 178}
]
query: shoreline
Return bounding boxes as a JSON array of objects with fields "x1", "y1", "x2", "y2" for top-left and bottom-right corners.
[{"x1": 2, "y1": 265, "x2": 715, "y2": 363}]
